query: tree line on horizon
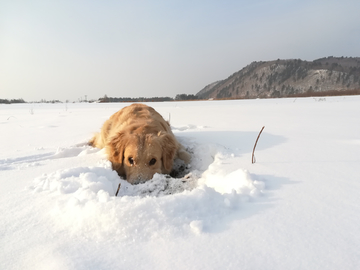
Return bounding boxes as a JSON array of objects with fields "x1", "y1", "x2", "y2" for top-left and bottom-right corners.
[
  {"x1": 94, "y1": 94, "x2": 200, "y2": 103},
  {"x1": 0, "y1": 98, "x2": 63, "y2": 104},
  {"x1": 0, "y1": 94, "x2": 200, "y2": 104},
  {"x1": 0, "y1": 98, "x2": 26, "y2": 104}
]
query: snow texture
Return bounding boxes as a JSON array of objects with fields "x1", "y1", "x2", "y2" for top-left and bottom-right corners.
[
  {"x1": 1, "y1": 97, "x2": 360, "y2": 270},
  {"x1": 29, "y1": 141, "x2": 264, "y2": 242}
]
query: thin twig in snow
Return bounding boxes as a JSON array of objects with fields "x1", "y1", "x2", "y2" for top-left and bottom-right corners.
[
  {"x1": 115, "y1": 183, "x2": 121, "y2": 196},
  {"x1": 252, "y1": 126, "x2": 265, "y2": 164}
]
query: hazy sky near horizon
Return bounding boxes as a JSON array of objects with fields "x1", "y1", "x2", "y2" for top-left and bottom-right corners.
[{"x1": 1, "y1": 0, "x2": 360, "y2": 102}]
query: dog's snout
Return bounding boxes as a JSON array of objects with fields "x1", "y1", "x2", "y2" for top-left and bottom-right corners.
[{"x1": 128, "y1": 172, "x2": 152, "y2": 184}]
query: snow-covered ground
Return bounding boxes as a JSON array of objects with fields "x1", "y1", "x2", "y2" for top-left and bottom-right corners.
[{"x1": 1, "y1": 96, "x2": 360, "y2": 270}]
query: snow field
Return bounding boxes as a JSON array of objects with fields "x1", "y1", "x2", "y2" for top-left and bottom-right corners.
[{"x1": 1, "y1": 96, "x2": 360, "y2": 269}]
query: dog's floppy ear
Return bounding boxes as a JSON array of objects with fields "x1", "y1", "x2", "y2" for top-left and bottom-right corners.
[
  {"x1": 106, "y1": 131, "x2": 127, "y2": 165},
  {"x1": 159, "y1": 132, "x2": 177, "y2": 172}
]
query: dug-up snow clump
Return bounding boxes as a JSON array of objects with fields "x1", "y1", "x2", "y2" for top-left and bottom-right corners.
[{"x1": 30, "y1": 141, "x2": 265, "y2": 240}]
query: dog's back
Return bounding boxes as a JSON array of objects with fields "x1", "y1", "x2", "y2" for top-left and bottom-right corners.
[{"x1": 89, "y1": 103, "x2": 171, "y2": 149}]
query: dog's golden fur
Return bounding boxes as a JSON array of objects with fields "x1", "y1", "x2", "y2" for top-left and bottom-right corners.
[{"x1": 89, "y1": 103, "x2": 191, "y2": 184}]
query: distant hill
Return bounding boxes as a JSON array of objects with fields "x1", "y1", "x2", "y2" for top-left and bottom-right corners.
[{"x1": 196, "y1": 57, "x2": 360, "y2": 99}]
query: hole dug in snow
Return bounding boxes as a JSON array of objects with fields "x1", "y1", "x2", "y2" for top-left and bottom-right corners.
[{"x1": 31, "y1": 141, "x2": 265, "y2": 241}]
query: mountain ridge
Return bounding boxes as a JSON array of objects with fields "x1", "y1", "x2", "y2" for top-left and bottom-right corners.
[{"x1": 196, "y1": 57, "x2": 360, "y2": 99}]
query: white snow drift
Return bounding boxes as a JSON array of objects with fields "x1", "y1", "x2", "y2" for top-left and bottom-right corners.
[{"x1": 1, "y1": 97, "x2": 360, "y2": 270}]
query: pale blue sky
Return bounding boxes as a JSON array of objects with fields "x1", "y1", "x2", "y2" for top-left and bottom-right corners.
[{"x1": 1, "y1": 0, "x2": 359, "y2": 101}]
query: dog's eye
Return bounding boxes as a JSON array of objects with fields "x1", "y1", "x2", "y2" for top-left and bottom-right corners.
[
  {"x1": 128, "y1": 157, "x2": 134, "y2": 165},
  {"x1": 149, "y1": 158, "x2": 156, "y2": 166}
]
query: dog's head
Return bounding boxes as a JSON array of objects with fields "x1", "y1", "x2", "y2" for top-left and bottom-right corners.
[{"x1": 107, "y1": 131, "x2": 177, "y2": 184}]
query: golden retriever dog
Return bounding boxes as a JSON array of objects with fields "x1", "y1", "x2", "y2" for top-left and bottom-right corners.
[{"x1": 89, "y1": 103, "x2": 191, "y2": 184}]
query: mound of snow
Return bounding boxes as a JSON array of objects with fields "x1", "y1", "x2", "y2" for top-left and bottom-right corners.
[
  {"x1": 30, "y1": 140, "x2": 264, "y2": 241},
  {"x1": 52, "y1": 145, "x2": 100, "y2": 159}
]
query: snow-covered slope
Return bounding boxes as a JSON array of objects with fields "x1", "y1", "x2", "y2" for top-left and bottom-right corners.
[{"x1": 1, "y1": 97, "x2": 360, "y2": 269}]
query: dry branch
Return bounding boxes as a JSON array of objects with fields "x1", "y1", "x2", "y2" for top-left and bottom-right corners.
[
  {"x1": 115, "y1": 183, "x2": 121, "y2": 197},
  {"x1": 252, "y1": 126, "x2": 265, "y2": 164}
]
